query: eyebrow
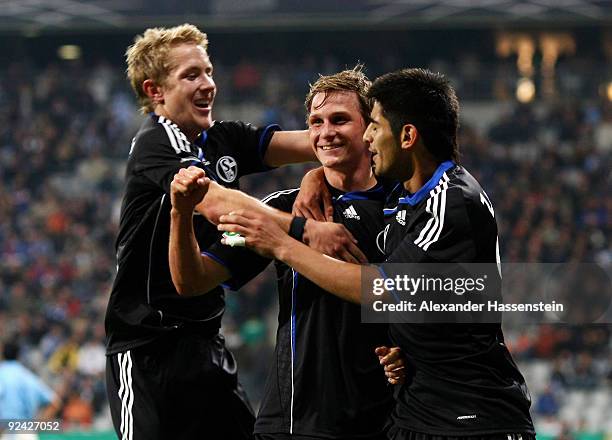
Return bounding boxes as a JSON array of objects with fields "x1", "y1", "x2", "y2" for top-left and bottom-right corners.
[
  {"x1": 176, "y1": 64, "x2": 200, "y2": 74},
  {"x1": 309, "y1": 110, "x2": 353, "y2": 119},
  {"x1": 179, "y1": 60, "x2": 213, "y2": 72}
]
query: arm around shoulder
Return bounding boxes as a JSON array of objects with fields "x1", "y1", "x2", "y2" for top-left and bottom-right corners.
[{"x1": 264, "y1": 130, "x2": 316, "y2": 167}]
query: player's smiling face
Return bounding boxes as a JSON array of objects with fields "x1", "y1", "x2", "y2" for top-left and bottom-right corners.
[
  {"x1": 307, "y1": 91, "x2": 369, "y2": 171},
  {"x1": 156, "y1": 43, "x2": 216, "y2": 141},
  {"x1": 364, "y1": 101, "x2": 404, "y2": 179}
]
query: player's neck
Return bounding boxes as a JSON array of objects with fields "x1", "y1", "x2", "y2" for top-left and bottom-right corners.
[
  {"x1": 403, "y1": 157, "x2": 439, "y2": 194},
  {"x1": 154, "y1": 107, "x2": 199, "y2": 142},
  {"x1": 324, "y1": 165, "x2": 376, "y2": 192}
]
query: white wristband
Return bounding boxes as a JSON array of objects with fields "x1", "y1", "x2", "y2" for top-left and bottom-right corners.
[{"x1": 222, "y1": 232, "x2": 246, "y2": 247}]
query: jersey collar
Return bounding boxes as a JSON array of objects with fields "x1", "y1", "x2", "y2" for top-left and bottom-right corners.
[
  {"x1": 150, "y1": 112, "x2": 209, "y2": 146},
  {"x1": 397, "y1": 160, "x2": 455, "y2": 206},
  {"x1": 327, "y1": 180, "x2": 385, "y2": 202}
]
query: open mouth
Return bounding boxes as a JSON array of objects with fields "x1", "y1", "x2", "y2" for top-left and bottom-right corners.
[
  {"x1": 193, "y1": 98, "x2": 211, "y2": 110},
  {"x1": 319, "y1": 144, "x2": 342, "y2": 151}
]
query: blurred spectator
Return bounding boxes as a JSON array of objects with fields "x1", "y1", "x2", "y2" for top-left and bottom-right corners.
[
  {"x1": 550, "y1": 356, "x2": 570, "y2": 390},
  {"x1": 76, "y1": 335, "x2": 105, "y2": 378},
  {"x1": 571, "y1": 352, "x2": 598, "y2": 389},
  {"x1": 62, "y1": 390, "x2": 93, "y2": 429},
  {"x1": 233, "y1": 58, "x2": 262, "y2": 100},
  {"x1": 47, "y1": 332, "x2": 81, "y2": 375},
  {"x1": 0, "y1": 341, "x2": 61, "y2": 421},
  {"x1": 536, "y1": 385, "x2": 560, "y2": 417}
]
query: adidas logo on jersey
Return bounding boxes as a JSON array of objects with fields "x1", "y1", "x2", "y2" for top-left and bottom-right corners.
[
  {"x1": 396, "y1": 210, "x2": 406, "y2": 226},
  {"x1": 343, "y1": 205, "x2": 360, "y2": 220}
]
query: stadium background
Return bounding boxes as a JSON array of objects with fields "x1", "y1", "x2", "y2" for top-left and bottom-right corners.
[{"x1": 0, "y1": 1, "x2": 610, "y2": 438}]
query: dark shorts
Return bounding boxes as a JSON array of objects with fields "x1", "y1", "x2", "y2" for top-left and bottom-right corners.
[
  {"x1": 387, "y1": 430, "x2": 536, "y2": 440},
  {"x1": 106, "y1": 332, "x2": 254, "y2": 440},
  {"x1": 255, "y1": 434, "x2": 387, "y2": 440}
]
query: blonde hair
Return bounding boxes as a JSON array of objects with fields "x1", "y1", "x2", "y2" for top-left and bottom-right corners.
[
  {"x1": 126, "y1": 24, "x2": 209, "y2": 113},
  {"x1": 304, "y1": 64, "x2": 372, "y2": 123}
]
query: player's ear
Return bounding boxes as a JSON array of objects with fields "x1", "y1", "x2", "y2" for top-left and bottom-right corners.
[
  {"x1": 143, "y1": 79, "x2": 164, "y2": 106},
  {"x1": 400, "y1": 124, "x2": 418, "y2": 150}
]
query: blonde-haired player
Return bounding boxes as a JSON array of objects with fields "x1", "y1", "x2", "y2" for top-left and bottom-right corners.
[{"x1": 105, "y1": 23, "x2": 322, "y2": 440}]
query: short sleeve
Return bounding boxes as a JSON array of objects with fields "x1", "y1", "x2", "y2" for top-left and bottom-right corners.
[
  {"x1": 212, "y1": 121, "x2": 281, "y2": 177},
  {"x1": 204, "y1": 189, "x2": 296, "y2": 290},
  {"x1": 384, "y1": 188, "x2": 475, "y2": 265},
  {"x1": 131, "y1": 122, "x2": 205, "y2": 194},
  {"x1": 203, "y1": 245, "x2": 272, "y2": 291}
]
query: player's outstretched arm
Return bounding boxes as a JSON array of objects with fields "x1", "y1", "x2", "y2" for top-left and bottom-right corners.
[
  {"x1": 172, "y1": 166, "x2": 291, "y2": 229},
  {"x1": 218, "y1": 210, "x2": 377, "y2": 303},
  {"x1": 170, "y1": 170, "x2": 230, "y2": 296},
  {"x1": 197, "y1": 181, "x2": 292, "y2": 228},
  {"x1": 176, "y1": 166, "x2": 366, "y2": 262},
  {"x1": 265, "y1": 130, "x2": 317, "y2": 167}
]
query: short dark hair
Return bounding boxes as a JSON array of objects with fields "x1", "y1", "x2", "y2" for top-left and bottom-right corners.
[
  {"x1": 3, "y1": 341, "x2": 20, "y2": 360},
  {"x1": 368, "y1": 68, "x2": 459, "y2": 162},
  {"x1": 305, "y1": 64, "x2": 372, "y2": 123}
]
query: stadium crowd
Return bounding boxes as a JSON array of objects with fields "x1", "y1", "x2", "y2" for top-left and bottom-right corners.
[{"x1": 0, "y1": 53, "x2": 610, "y2": 435}]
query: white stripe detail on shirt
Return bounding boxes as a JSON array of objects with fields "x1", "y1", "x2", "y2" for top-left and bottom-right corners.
[
  {"x1": 158, "y1": 116, "x2": 181, "y2": 154},
  {"x1": 261, "y1": 188, "x2": 299, "y2": 205},
  {"x1": 158, "y1": 116, "x2": 191, "y2": 153},
  {"x1": 414, "y1": 176, "x2": 444, "y2": 246},
  {"x1": 414, "y1": 173, "x2": 450, "y2": 251},
  {"x1": 422, "y1": 179, "x2": 448, "y2": 251}
]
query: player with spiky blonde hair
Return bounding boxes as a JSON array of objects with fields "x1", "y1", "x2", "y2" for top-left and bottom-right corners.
[{"x1": 105, "y1": 23, "x2": 337, "y2": 439}]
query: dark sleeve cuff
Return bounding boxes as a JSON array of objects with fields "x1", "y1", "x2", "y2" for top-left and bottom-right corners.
[
  {"x1": 258, "y1": 124, "x2": 282, "y2": 170},
  {"x1": 200, "y1": 251, "x2": 241, "y2": 291}
]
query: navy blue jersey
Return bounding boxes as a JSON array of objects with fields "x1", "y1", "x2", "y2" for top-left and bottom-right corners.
[
  {"x1": 105, "y1": 114, "x2": 279, "y2": 354},
  {"x1": 379, "y1": 161, "x2": 534, "y2": 435},
  {"x1": 207, "y1": 182, "x2": 394, "y2": 438}
]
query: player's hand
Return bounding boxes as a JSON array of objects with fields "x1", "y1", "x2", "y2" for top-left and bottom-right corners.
[
  {"x1": 218, "y1": 210, "x2": 290, "y2": 259},
  {"x1": 171, "y1": 166, "x2": 210, "y2": 214},
  {"x1": 375, "y1": 346, "x2": 406, "y2": 385},
  {"x1": 292, "y1": 167, "x2": 334, "y2": 222},
  {"x1": 303, "y1": 220, "x2": 367, "y2": 264}
]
